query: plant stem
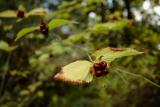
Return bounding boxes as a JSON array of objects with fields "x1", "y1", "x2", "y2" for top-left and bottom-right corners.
[{"x1": 0, "y1": 53, "x2": 11, "y2": 96}]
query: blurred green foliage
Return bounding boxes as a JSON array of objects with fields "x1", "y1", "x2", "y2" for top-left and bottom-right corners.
[{"x1": 0, "y1": 0, "x2": 160, "y2": 107}]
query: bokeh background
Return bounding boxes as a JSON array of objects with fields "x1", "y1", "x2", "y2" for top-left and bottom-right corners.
[{"x1": 0, "y1": 0, "x2": 160, "y2": 107}]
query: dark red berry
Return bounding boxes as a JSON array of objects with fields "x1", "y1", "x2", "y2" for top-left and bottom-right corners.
[
  {"x1": 93, "y1": 61, "x2": 109, "y2": 77},
  {"x1": 93, "y1": 61, "x2": 107, "y2": 71},
  {"x1": 94, "y1": 70, "x2": 109, "y2": 77},
  {"x1": 49, "y1": 53, "x2": 54, "y2": 58},
  {"x1": 40, "y1": 22, "x2": 46, "y2": 30},
  {"x1": 99, "y1": 61, "x2": 107, "y2": 68},
  {"x1": 94, "y1": 70, "x2": 103, "y2": 77},
  {"x1": 93, "y1": 63, "x2": 101, "y2": 70},
  {"x1": 17, "y1": 10, "x2": 25, "y2": 18},
  {"x1": 102, "y1": 70, "x2": 109, "y2": 75},
  {"x1": 40, "y1": 22, "x2": 49, "y2": 38}
]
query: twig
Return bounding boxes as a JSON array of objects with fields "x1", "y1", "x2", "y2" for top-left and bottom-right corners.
[
  {"x1": 115, "y1": 68, "x2": 160, "y2": 88},
  {"x1": 113, "y1": 70, "x2": 128, "y2": 84}
]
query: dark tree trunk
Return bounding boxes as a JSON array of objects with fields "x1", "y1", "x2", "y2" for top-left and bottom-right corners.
[
  {"x1": 110, "y1": 0, "x2": 116, "y2": 13},
  {"x1": 100, "y1": 3, "x2": 106, "y2": 22},
  {"x1": 124, "y1": 0, "x2": 132, "y2": 19}
]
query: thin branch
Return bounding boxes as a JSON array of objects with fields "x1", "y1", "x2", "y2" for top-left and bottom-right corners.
[
  {"x1": 113, "y1": 70, "x2": 128, "y2": 84},
  {"x1": 115, "y1": 68, "x2": 160, "y2": 88}
]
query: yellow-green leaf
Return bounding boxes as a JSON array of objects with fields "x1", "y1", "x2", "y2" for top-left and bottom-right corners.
[
  {"x1": 15, "y1": 26, "x2": 39, "y2": 41},
  {"x1": 0, "y1": 41, "x2": 17, "y2": 52},
  {"x1": 48, "y1": 19, "x2": 77, "y2": 30},
  {"x1": 92, "y1": 47, "x2": 143, "y2": 63},
  {"x1": 26, "y1": 8, "x2": 46, "y2": 16},
  {"x1": 54, "y1": 60, "x2": 93, "y2": 84},
  {"x1": 0, "y1": 10, "x2": 17, "y2": 18},
  {"x1": 87, "y1": 0, "x2": 104, "y2": 3},
  {"x1": 3, "y1": 24, "x2": 13, "y2": 31}
]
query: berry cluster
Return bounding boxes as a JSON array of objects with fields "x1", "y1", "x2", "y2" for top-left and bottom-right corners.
[
  {"x1": 93, "y1": 61, "x2": 109, "y2": 77},
  {"x1": 40, "y1": 22, "x2": 49, "y2": 38},
  {"x1": 17, "y1": 10, "x2": 25, "y2": 18}
]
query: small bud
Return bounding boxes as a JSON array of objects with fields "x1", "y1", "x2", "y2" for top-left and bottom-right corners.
[{"x1": 98, "y1": 55, "x2": 104, "y2": 60}]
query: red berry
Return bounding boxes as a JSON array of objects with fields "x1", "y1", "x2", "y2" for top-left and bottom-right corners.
[
  {"x1": 49, "y1": 53, "x2": 54, "y2": 58},
  {"x1": 102, "y1": 70, "x2": 109, "y2": 75},
  {"x1": 40, "y1": 22, "x2": 49, "y2": 38},
  {"x1": 93, "y1": 63, "x2": 101, "y2": 70},
  {"x1": 94, "y1": 70, "x2": 109, "y2": 77},
  {"x1": 94, "y1": 70, "x2": 103, "y2": 77},
  {"x1": 99, "y1": 61, "x2": 107, "y2": 68},
  {"x1": 93, "y1": 61, "x2": 107, "y2": 71},
  {"x1": 17, "y1": 10, "x2": 25, "y2": 18},
  {"x1": 93, "y1": 61, "x2": 109, "y2": 77}
]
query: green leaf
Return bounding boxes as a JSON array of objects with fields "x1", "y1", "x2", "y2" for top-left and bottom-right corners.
[
  {"x1": 66, "y1": 32, "x2": 90, "y2": 43},
  {"x1": 0, "y1": 10, "x2": 17, "y2": 18},
  {"x1": 87, "y1": 0, "x2": 104, "y2": 3},
  {"x1": 92, "y1": 47, "x2": 143, "y2": 63},
  {"x1": 19, "y1": 90, "x2": 29, "y2": 96},
  {"x1": 37, "y1": 91, "x2": 44, "y2": 97},
  {"x1": 0, "y1": 41, "x2": 17, "y2": 52},
  {"x1": 54, "y1": 60, "x2": 93, "y2": 84},
  {"x1": 48, "y1": 19, "x2": 77, "y2": 30},
  {"x1": 26, "y1": 8, "x2": 46, "y2": 16},
  {"x1": 15, "y1": 26, "x2": 39, "y2": 41},
  {"x1": 28, "y1": 82, "x2": 42, "y2": 92},
  {"x1": 91, "y1": 19, "x2": 129, "y2": 34}
]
